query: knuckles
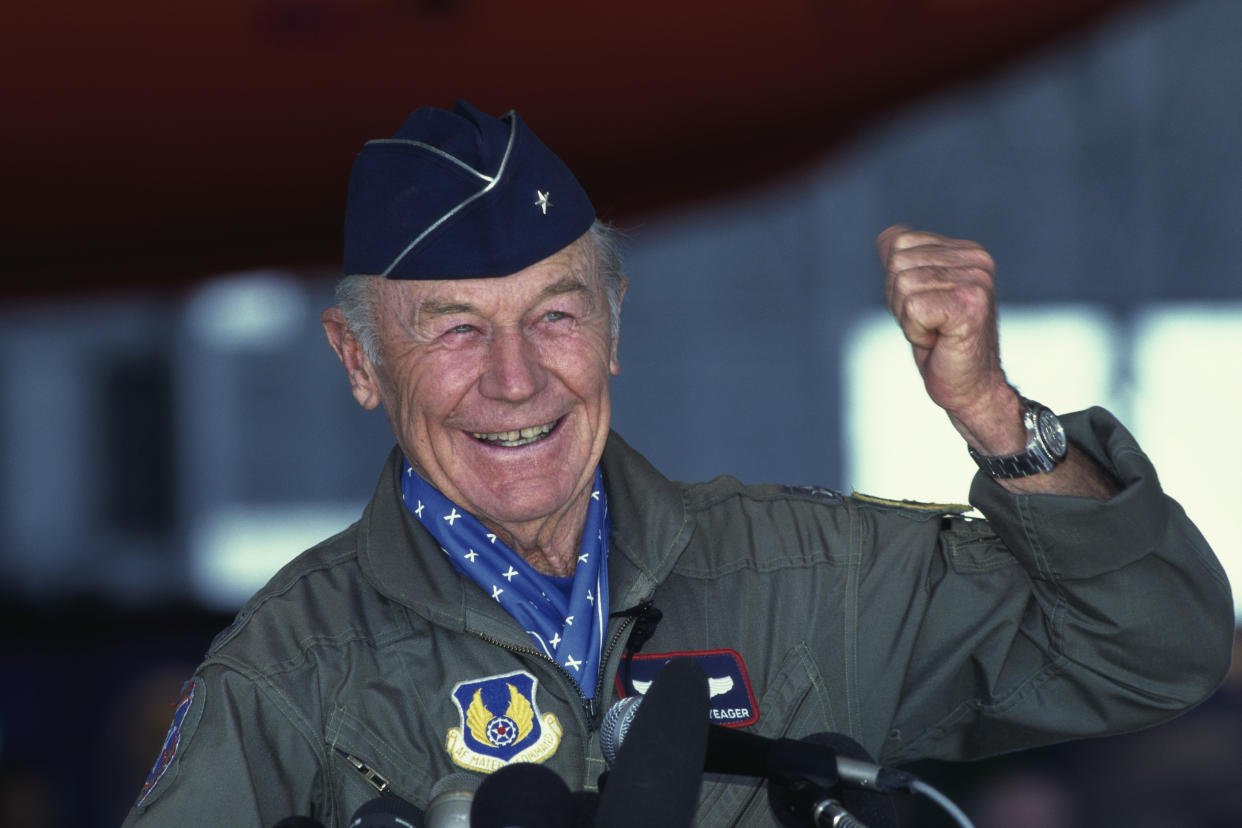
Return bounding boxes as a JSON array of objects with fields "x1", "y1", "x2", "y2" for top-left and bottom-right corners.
[
  {"x1": 880, "y1": 226, "x2": 995, "y2": 272},
  {"x1": 880, "y1": 227, "x2": 999, "y2": 329},
  {"x1": 887, "y1": 246, "x2": 995, "y2": 276},
  {"x1": 888, "y1": 265, "x2": 996, "y2": 306},
  {"x1": 893, "y1": 277, "x2": 994, "y2": 336}
]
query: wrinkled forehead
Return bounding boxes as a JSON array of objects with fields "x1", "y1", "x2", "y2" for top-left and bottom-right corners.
[{"x1": 376, "y1": 234, "x2": 600, "y2": 318}]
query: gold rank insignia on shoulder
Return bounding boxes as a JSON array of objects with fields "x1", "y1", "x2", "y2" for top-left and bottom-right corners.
[{"x1": 849, "y1": 492, "x2": 973, "y2": 514}]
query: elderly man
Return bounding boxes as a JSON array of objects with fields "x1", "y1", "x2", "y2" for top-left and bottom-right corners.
[{"x1": 122, "y1": 102, "x2": 1233, "y2": 827}]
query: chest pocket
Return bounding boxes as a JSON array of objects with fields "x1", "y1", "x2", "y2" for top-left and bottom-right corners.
[
  {"x1": 326, "y1": 702, "x2": 444, "y2": 813},
  {"x1": 692, "y1": 642, "x2": 839, "y2": 825}
]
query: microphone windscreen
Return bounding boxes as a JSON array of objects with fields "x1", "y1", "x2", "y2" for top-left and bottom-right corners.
[
  {"x1": 599, "y1": 695, "x2": 641, "y2": 765},
  {"x1": 470, "y1": 762, "x2": 573, "y2": 828},
  {"x1": 595, "y1": 657, "x2": 710, "y2": 828},
  {"x1": 568, "y1": 790, "x2": 600, "y2": 828},
  {"x1": 348, "y1": 794, "x2": 426, "y2": 828},
  {"x1": 425, "y1": 772, "x2": 482, "y2": 828}
]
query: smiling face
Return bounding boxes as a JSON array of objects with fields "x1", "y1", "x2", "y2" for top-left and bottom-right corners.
[{"x1": 324, "y1": 235, "x2": 623, "y2": 566}]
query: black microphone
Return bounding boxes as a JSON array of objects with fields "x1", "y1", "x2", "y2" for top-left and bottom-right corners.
[
  {"x1": 470, "y1": 761, "x2": 573, "y2": 828},
  {"x1": 568, "y1": 789, "x2": 601, "y2": 828},
  {"x1": 348, "y1": 794, "x2": 425, "y2": 828},
  {"x1": 425, "y1": 772, "x2": 483, "y2": 827},
  {"x1": 601, "y1": 698, "x2": 916, "y2": 795},
  {"x1": 595, "y1": 657, "x2": 710, "y2": 828}
]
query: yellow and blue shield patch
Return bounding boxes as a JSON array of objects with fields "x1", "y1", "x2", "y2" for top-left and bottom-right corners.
[{"x1": 445, "y1": 670, "x2": 562, "y2": 773}]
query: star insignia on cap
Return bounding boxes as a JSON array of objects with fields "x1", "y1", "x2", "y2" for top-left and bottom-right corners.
[{"x1": 534, "y1": 190, "x2": 552, "y2": 215}]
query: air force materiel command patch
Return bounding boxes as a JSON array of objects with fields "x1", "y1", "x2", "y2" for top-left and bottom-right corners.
[
  {"x1": 617, "y1": 649, "x2": 759, "y2": 728},
  {"x1": 136, "y1": 679, "x2": 200, "y2": 807},
  {"x1": 446, "y1": 671, "x2": 563, "y2": 772}
]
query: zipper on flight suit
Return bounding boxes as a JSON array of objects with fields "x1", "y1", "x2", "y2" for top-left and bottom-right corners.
[
  {"x1": 332, "y1": 610, "x2": 654, "y2": 799},
  {"x1": 477, "y1": 612, "x2": 636, "y2": 728},
  {"x1": 335, "y1": 748, "x2": 392, "y2": 795}
]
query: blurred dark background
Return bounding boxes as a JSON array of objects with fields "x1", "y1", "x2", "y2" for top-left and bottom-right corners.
[{"x1": 3, "y1": 1, "x2": 1241, "y2": 825}]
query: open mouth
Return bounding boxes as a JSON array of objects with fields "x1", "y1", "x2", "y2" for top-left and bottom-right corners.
[{"x1": 470, "y1": 418, "x2": 561, "y2": 448}]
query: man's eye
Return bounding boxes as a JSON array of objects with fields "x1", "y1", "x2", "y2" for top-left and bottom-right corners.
[
  {"x1": 543, "y1": 311, "x2": 569, "y2": 323},
  {"x1": 448, "y1": 324, "x2": 477, "y2": 335}
]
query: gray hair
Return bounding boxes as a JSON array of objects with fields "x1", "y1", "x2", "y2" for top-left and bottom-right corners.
[
  {"x1": 335, "y1": 219, "x2": 625, "y2": 365},
  {"x1": 589, "y1": 219, "x2": 627, "y2": 341}
]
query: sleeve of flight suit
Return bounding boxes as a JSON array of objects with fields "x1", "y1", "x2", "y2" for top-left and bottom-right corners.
[
  {"x1": 868, "y1": 407, "x2": 1234, "y2": 765},
  {"x1": 120, "y1": 662, "x2": 327, "y2": 828}
]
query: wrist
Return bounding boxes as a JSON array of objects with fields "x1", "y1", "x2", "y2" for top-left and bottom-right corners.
[
  {"x1": 968, "y1": 397, "x2": 1069, "y2": 479},
  {"x1": 947, "y1": 384, "x2": 1025, "y2": 455}
]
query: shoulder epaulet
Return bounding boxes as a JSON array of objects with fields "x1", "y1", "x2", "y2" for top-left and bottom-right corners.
[
  {"x1": 207, "y1": 608, "x2": 251, "y2": 655},
  {"x1": 849, "y1": 491, "x2": 973, "y2": 514},
  {"x1": 781, "y1": 484, "x2": 847, "y2": 503}
]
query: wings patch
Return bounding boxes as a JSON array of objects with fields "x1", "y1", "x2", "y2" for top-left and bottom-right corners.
[
  {"x1": 617, "y1": 648, "x2": 759, "y2": 728},
  {"x1": 446, "y1": 671, "x2": 562, "y2": 772}
]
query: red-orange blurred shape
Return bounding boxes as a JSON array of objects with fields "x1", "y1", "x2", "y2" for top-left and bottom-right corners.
[{"x1": 2, "y1": 0, "x2": 1147, "y2": 298}]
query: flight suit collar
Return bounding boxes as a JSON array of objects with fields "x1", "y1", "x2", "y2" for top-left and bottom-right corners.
[{"x1": 354, "y1": 433, "x2": 692, "y2": 642}]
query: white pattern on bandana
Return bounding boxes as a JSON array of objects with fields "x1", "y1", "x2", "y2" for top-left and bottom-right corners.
[{"x1": 400, "y1": 461, "x2": 611, "y2": 698}]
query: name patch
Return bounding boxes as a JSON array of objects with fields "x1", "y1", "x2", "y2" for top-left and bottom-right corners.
[
  {"x1": 446, "y1": 671, "x2": 563, "y2": 773},
  {"x1": 616, "y1": 649, "x2": 759, "y2": 728}
]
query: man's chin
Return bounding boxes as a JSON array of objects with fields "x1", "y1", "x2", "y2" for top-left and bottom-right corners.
[{"x1": 464, "y1": 490, "x2": 577, "y2": 529}]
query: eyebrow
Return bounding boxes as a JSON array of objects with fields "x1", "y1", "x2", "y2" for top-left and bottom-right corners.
[
  {"x1": 417, "y1": 297, "x2": 477, "y2": 317},
  {"x1": 416, "y1": 275, "x2": 591, "y2": 318}
]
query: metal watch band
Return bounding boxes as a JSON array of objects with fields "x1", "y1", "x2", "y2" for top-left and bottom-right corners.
[
  {"x1": 968, "y1": 398, "x2": 1066, "y2": 479},
  {"x1": 968, "y1": 447, "x2": 1053, "y2": 479}
]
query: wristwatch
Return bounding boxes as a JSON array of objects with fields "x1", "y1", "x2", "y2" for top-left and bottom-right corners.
[{"x1": 968, "y1": 398, "x2": 1068, "y2": 479}]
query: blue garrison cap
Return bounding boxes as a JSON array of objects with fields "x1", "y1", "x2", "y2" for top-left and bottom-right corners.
[{"x1": 343, "y1": 101, "x2": 595, "y2": 280}]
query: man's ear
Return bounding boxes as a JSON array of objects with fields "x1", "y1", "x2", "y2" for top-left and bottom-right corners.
[
  {"x1": 321, "y1": 307, "x2": 382, "y2": 410},
  {"x1": 610, "y1": 273, "x2": 628, "y2": 377}
]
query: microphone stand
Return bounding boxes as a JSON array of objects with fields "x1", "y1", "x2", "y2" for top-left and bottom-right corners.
[
  {"x1": 761, "y1": 739, "x2": 869, "y2": 828},
  {"x1": 767, "y1": 770, "x2": 978, "y2": 828},
  {"x1": 768, "y1": 772, "x2": 870, "y2": 828}
]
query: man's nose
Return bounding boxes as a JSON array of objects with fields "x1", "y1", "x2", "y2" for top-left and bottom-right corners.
[{"x1": 478, "y1": 327, "x2": 548, "y2": 401}]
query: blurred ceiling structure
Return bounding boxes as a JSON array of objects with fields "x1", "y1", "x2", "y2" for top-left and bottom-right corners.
[{"x1": 4, "y1": 0, "x2": 1153, "y2": 300}]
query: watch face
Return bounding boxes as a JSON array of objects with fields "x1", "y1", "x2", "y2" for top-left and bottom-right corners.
[{"x1": 1037, "y1": 409, "x2": 1068, "y2": 459}]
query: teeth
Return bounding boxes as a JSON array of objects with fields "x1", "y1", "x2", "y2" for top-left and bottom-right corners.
[{"x1": 472, "y1": 421, "x2": 556, "y2": 447}]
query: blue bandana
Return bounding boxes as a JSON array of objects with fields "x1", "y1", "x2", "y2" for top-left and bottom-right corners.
[{"x1": 400, "y1": 462, "x2": 611, "y2": 698}]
